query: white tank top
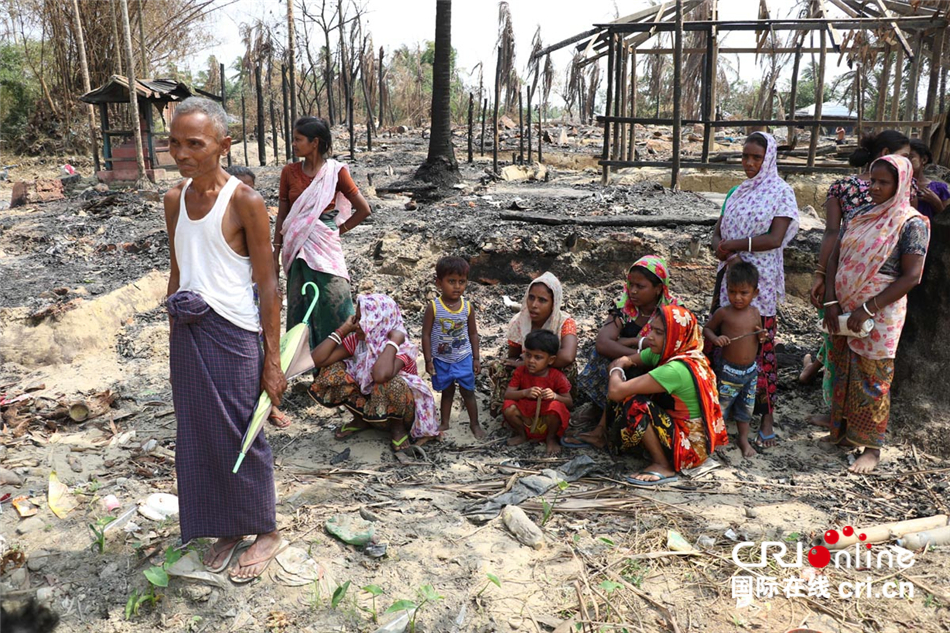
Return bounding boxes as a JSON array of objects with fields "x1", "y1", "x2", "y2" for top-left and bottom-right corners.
[{"x1": 175, "y1": 176, "x2": 259, "y2": 332}]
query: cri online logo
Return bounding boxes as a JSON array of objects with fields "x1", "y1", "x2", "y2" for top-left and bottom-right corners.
[{"x1": 733, "y1": 525, "x2": 915, "y2": 570}]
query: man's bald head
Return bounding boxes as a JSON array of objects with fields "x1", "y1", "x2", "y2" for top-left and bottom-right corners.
[{"x1": 173, "y1": 96, "x2": 228, "y2": 140}]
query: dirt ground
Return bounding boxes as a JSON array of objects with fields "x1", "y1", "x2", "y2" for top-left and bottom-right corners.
[{"x1": 1, "y1": 131, "x2": 949, "y2": 633}]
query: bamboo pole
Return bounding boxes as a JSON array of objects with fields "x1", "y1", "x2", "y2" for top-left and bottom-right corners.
[
  {"x1": 807, "y1": 28, "x2": 826, "y2": 168},
  {"x1": 136, "y1": 0, "x2": 147, "y2": 77},
  {"x1": 71, "y1": 0, "x2": 100, "y2": 173},
  {"x1": 378, "y1": 47, "x2": 385, "y2": 129},
  {"x1": 856, "y1": 63, "x2": 864, "y2": 139},
  {"x1": 816, "y1": 515, "x2": 948, "y2": 550},
  {"x1": 671, "y1": 0, "x2": 684, "y2": 189},
  {"x1": 270, "y1": 96, "x2": 279, "y2": 162},
  {"x1": 615, "y1": 40, "x2": 626, "y2": 163},
  {"x1": 601, "y1": 32, "x2": 615, "y2": 185},
  {"x1": 109, "y1": 0, "x2": 122, "y2": 75},
  {"x1": 890, "y1": 45, "x2": 904, "y2": 124},
  {"x1": 875, "y1": 45, "x2": 892, "y2": 122},
  {"x1": 118, "y1": 0, "x2": 147, "y2": 184},
  {"x1": 923, "y1": 27, "x2": 945, "y2": 139},
  {"x1": 904, "y1": 38, "x2": 922, "y2": 136},
  {"x1": 467, "y1": 92, "x2": 474, "y2": 163},
  {"x1": 701, "y1": 18, "x2": 716, "y2": 163}
]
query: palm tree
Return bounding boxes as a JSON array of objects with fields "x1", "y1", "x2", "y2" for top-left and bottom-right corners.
[{"x1": 415, "y1": 0, "x2": 459, "y2": 184}]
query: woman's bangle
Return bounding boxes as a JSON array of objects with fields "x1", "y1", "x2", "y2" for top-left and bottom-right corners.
[
  {"x1": 272, "y1": 241, "x2": 282, "y2": 248},
  {"x1": 609, "y1": 367, "x2": 625, "y2": 379},
  {"x1": 872, "y1": 297, "x2": 882, "y2": 312},
  {"x1": 861, "y1": 302, "x2": 874, "y2": 317},
  {"x1": 637, "y1": 337, "x2": 646, "y2": 352},
  {"x1": 339, "y1": 222, "x2": 349, "y2": 235},
  {"x1": 823, "y1": 300, "x2": 839, "y2": 306},
  {"x1": 813, "y1": 270, "x2": 826, "y2": 277},
  {"x1": 384, "y1": 340, "x2": 400, "y2": 352},
  {"x1": 328, "y1": 332, "x2": 342, "y2": 345},
  {"x1": 748, "y1": 236, "x2": 753, "y2": 252}
]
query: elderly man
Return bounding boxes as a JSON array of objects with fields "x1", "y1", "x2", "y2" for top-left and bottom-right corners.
[{"x1": 164, "y1": 97, "x2": 287, "y2": 582}]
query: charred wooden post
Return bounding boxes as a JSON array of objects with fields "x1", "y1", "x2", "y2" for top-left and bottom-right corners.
[
  {"x1": 287, "y1": 0, "x2": 298, "y2": 125},
  {"x1": 875, "y1": 45, "x2": 892, "y2": 122},
  {"x1": 923, "y1": 27, "x2": 945, "y2": 139},
  {"x1": 467, "y1": 92, "x2": 474, "y2": 163},
  {"x1": 270, "y1": 96, "x2": 279, "y2": 162},
  {"x1": 518, "y1": 89, "x2": 524, "y2": 163},
  {"x1": 221, "y1": 62, "x2": 231, "y2": 166},
  {"x1": 527, "y1": 85, "x2": 533, "y2": 163},
  {"x1": 856, "y1": 64, "x2": 864, "y2": 139},
  {"x1": 241, "y1": 91, "x2": 248, "y2": 166},
  {"x1": 378, "y1": 47, "x2": 385, "y2": 129},
  {"x1": 493, "y1": 45, "x2": 501, "y2": 174},
  {"x1": 628, "y1": 47, "x2": 637, "y2": 161},
  {"x1": 671, "y1": 0, "x2": 684, "y2": 189},
  {"x1": 614, "y1": 39, "x2": 625, "y2": 163},
  {"x1": 905, "y1": 38, "x2": 923, "y2": 136},
  {"x1": 480, "y1": 97, "x2": 488, "y2": 156},
  {"x1": 890, "y1": 45, "x2": 904, "y2": 123},
  {"x1": 281, "y1": 64, "x2": 291, "y2": 161},
  {"x1": 358, "y1": 62, "x2": 373, "y2": 152},
  {"x1": 118, "y1": 0, "x2": 147, "y2": 182},
  {"x1": 807, "y1": 29, "x2": 826, "y2": 168},
  {"x1": 601, "y1": 32, "x2": 615, "y2": 185},
  {"x1": 255, "y1": 62, "x2": 266, "y2": 166}
]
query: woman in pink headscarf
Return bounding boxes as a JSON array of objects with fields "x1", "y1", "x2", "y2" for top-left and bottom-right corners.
[
  {"x1": 822, "y1": 155, "x2": 929, "y2": 474},
  {"x1": 309, "y1": 294, "x2": 440, "y2": 451},
  {"x1": 711, "y1": 132, "x2": 799, "y2": 450}
]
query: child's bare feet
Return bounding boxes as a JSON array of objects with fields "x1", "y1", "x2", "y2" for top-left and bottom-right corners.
[
  {"x1": 507, "y1": 434, "x2": 528, "y2": 447},
  {"x1": 438, "y1": 422, "x2": 450, "y2": 434},
  {"x1": 807, "y1": 413, "x2": 831, "y2": 428},
  {"x1": 738, "y1": 437, "x2": 757, "y2": 458},
  {"x1": 470, "y1": 420, "x2": 486, "y2": 439},
  {"x1": 849, "y1": 448, "x2": 880, "y2": 474},
  {"x1": 545, "y1": 437, "x2": 562, "y2": 456}
]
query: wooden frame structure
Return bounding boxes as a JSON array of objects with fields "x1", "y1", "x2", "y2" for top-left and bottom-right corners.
[{"x1": 534, "y1": 1, "x2": 949, "y2": 186}]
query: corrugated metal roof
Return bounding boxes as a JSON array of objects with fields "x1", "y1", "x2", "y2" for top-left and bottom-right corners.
[{"x1": 79, "y1": 75, "x2": 193, "y2": 104}]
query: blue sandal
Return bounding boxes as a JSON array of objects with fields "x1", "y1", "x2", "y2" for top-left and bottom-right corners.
[{"x1": 754, "y1": 430, "x2": 778, "y2": 448}]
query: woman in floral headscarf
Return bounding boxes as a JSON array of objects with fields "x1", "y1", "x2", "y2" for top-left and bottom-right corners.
[
  {"x1": 565, "y1": 256, "x2": 678, "y2": 449},
  {"x1": 309, "y1": 294, "x2": 440, "y2": 450},
  {"x1": 711, "y1": 131, "x2": 799, "y2": 449},
  {"x1": 488, "y1": 272, "x2": 578, "y2": 417},
  {"x1": 606, "y1": 305, "x2": 727, "y2": 486},
  {"x1": 822, "y1": 155, "x2": 929, "y2": 474}
]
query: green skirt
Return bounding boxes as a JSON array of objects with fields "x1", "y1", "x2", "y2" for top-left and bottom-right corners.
[{"x1": 286, "y1": 258, "x2": 354, "y2": 350}]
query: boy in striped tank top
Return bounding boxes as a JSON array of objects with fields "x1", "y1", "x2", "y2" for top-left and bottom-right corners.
[{"x1": 422, "y1": 257, "x2": 484, "y2": 439}]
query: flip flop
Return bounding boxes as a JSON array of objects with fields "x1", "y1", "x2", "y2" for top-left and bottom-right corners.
[
  {"x1": 268, "y1": 410, "x2": 292, "y2": 429},
  {"x1": 229, "y1": 539, "x2": 289, "y2": 584},
  {"x1": 560, "y1": 436, "x2": 593, "y2": 448},
  {"x1": 391, "y1": 434, "x2": 410, "y2": 451},
  {"x1": 754, "y1": 430, "x2": 778, "y2": 448},
  {"x1": 334, "y1": 422, "x2": 368, "y2": 440},
  {"x1": 204, "y1": 538, "x2": 248, "y2": 574},
  {"x1": 625, "y1": 471, "x2": 679, "y2": 487}
]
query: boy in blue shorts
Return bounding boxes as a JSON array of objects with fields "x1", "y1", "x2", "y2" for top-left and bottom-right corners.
[
  {"x1": 422, "y1": 256, "x2": 484, "y2": 439},
  {"x1": 703, "y1": 261, "x2": 767, "y2": 458}
]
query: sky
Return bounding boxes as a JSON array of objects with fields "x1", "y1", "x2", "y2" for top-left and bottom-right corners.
[{"x1": 189, "y1": 0, "x2": 851, "y2": 102}]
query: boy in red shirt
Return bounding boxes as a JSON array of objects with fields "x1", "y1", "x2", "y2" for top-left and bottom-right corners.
[{"x1": 503, "y1": 330, "x2": 573, "y2": 456}]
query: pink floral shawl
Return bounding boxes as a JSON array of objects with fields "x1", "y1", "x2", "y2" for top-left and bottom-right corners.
[
  {"x1": 344, "y1": 294, "x2": 439, "y2": 438},
  {"x1": 718, "y1": 132, "x2": 800, "y2": 316},
  {"x1": 280, "y1": 159, "x2": 353, "y2": 279},
  {"x1": 835, "y1": 155, "x2": 928, "y2": 360}
]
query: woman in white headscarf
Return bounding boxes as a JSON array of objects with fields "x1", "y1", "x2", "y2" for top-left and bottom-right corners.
[
  {"x1": 488, "y1": 272, "x2": 578, "y2": 417},
  {"x1": 711, "y1": 131, "x2": 799, "y2": 449}
]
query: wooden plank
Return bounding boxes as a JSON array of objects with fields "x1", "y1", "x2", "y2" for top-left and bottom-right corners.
[
  {"x1": 905, "y1": 37, "x2": 923, "y2": 136},
  {"x1": 671, "y1": 0, "x2": 684, "y2": 189},
  {"x1": 807, "y1": 29, "x2": 827, "y2": 167},
  {"x1": 873, "y1": 0, "x2": 914, "y2": 58},
  {"x1": 499, "y1": 211, "x2": 718, "y2": 227},
  {"x1": 875, "y1": 45, "x2": 893, "y2": 122},
  {"x1": 923, "y1": 27, "x2": 946, "y2": 139},
  {"x1": 601, "y1": 32, "x2": 615, "y2": 184},
  {"x1": 596, "y1": 159, "x2": 858, "y2": 174}
]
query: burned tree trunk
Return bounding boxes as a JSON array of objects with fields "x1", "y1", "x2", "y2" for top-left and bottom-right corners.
[
  {"x1": 414, "y1": 0, "x2": 460, "y2": 186},
  {"x1": 287, "y1": 0, "x2": 298, "y2": 126},
  {"x1": 255, "y1": 62, "x2": 266, "y2": 166},
  {"x1": 71, "y1": 0, "x2": 100, "y2": 173},
  {"x1": 118, "y1": 0, "x2": 148, "y2": 185}
]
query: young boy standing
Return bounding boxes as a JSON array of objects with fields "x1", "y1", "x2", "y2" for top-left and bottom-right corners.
[
  {"x1": 703, "y1": 261, "x2": 767, "y2": 458},
  {"x1": 422, "y1": 256, "x2": 484, "y2": 439},
  {"x1": 503, "y1": 330, "x2": 573, "y2": 456}
]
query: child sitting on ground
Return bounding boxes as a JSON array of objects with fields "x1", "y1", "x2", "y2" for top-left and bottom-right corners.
[
  {"x1": 422, "y1": 257, "x2": 485, "y2": 439},
  {"x1": 703, "y1": 261, "x2": 767, "y2": 458},
  {"x1": 422, "y1": 256, "x2": 484, "y2": 439},
  {"x1": 503, "y1": 330, "x2": 573, "y2": 456},
  {"x1": 225, "y1": 166, "x2": 292, "y2": 430}
]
